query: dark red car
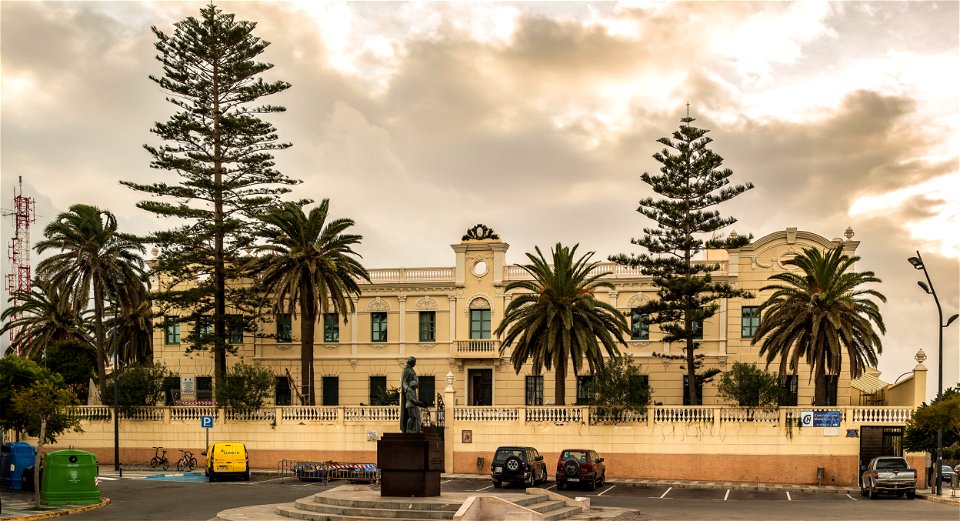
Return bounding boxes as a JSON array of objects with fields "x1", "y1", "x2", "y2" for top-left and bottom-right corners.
[{"x1": 555, "y1": 448, "x2": 605, "y2": 491}]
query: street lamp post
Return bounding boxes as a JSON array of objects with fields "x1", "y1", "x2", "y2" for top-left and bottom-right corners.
[
  {"x1": 112, "y1": 278, "x2": 124, "y2": 473},
  {"x1": 907, "y1": 251, "x2": 959, "y2": 496}
]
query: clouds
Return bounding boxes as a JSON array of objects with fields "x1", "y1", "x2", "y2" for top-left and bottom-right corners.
[{"x1": 1, "y1": 1, "x2": 957, "y2": 397}]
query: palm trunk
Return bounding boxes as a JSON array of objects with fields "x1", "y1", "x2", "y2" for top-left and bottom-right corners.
[
  {"x1": 300, "y1": 282, "x2": 317, "y2": 405},
  {"x1": 93, "y1": 285, "x2": 107, "y2": 397},
  {"x1": 33, "y1": 419, "x2": 46, "y2": 509},
  {"x1": 814, "y1": 373, "x2": 826, "y2": 406},
  {"x1": 555, "y1": 360, "x2": 566, "y2": 406}
]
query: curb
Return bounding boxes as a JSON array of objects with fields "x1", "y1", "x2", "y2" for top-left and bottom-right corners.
[
  {"x1": 918, "y1": 493, "x2": 960, "y2": 507},
  {"x1": 3, "y1": 497, "x2": 111, "y2": 521}
]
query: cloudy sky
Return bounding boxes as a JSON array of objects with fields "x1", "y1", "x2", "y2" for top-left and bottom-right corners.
[{"x1": 2, "y1": 1, "x2": 957, "y2": 400}]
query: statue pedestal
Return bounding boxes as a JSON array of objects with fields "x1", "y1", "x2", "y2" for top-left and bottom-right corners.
[{"x1": 377, "y1": 429, "x2": 444, "y2": 497}]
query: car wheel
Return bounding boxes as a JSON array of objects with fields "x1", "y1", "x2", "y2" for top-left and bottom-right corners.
[
  {"x1": 493, "y1": 480, "x2": 501, "y2": 488},
  {"x1": 868, "y1": 484, "x2": 877, "y2": 499},
  {"x1": 557, "y1": 481, "x2": 566, "y2": 491},
  {"x1": 906, "y1": 491, "x2": 915, "y2": 500},
  {"x1": 859, "y1": 486, "x2": 867, "y2": 497},
  {"x1": 209, "y1": 471, "x2": 217, "y2": 482},
  {"x1": 599, "y1": 471, "x2": 605, "y2": 487},
  {"x1": 540, "y1": 468, "x2": 547, "y2": 485},
  {"x1": 526, "y1": 471, "x2": 535, "y2": 488},
  {"x1": 587, "y1": 475, "x2": 596, "y2": 491},
  {"x1": 244, "y1": 469, "x2": 250, "y2": 482},
  {"x1": 895, "y1": 491, "x2": 904, "y2": 498}
]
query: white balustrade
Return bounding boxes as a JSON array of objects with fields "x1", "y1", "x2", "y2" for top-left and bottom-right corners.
[
  {"x1": 362, "y1": 267, "x2": 454, "y2": 284},
  {"x1": 526, "y1": 407, "x2": 585, "y2": 423},
  {"x1": 851, "y1": 407, "x2": 913, "y2": 423},
  {"x1": 344, "y1": 406, "x2": 400, "y2": 422},
  {"x1": 226, "y1": 408, "x2": 276, "y2": 421},
  {"x1": 456, "y1": 340, "x2": 499, "y2": 353},
  {"x1": 170, "y1": 406, "x2": 218, "y2": 421},
  {"x1": 453, "y1": 407, "x2": 519, "y2": 422},
  {"x1": 123, "y1": 407, "x2": 164, "y2": 421},
  {"x1": 719, "y1": 407, "x2": 779, "y2": 423},
  {"x1": 281, "y1": 407, "x2": 339, "y2": 422},
  {"x1": 589, "y1": 408, "x2": 647, "y2": 424},
  {"x1": 654, "y1": 406, "x2": 715, "y2": 423},
  {"x1": 67, "y1": 406, "x2": 112, "y2": 421}
]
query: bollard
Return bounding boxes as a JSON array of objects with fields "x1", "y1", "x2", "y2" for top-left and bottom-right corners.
[{"x1": 951, "y1": 473, "x2": 958, "y2": 498}]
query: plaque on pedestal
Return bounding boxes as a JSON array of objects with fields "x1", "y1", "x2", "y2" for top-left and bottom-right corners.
[{"x1": 378, "y1": 431, "x2": 444, "y2": 497}]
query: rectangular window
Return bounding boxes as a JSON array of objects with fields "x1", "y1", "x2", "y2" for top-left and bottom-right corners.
[
  {"x1": 164, "y1": 316, "x2": 180, "y2": 345},
  {"x1": 525, "y1": 376, "x2": 544, "y2": 406},
  {"x1": 276, "y1": 313, "x2": 292, "y2": 343},
  {"x1": 226, "y1": 314, "x2": 244, "y2": 344},
  {"x1": 163, "y1": 376, "x2": 180, "y2": 405},
  {"x1": 630, "y1": 309, "x2": 649, "y2": 340},
  {"x1": 369, "y1": 376, "x2": 387, "y2": 405},
  {"x1": 741, "y1": 306, "x2": 761, "y2": 338},
  {"x1": 419, "y1": 376, "x2": 435, "y2": 406},
  {"x1": 824, "y1": 375, "x2": 839, "y2": 406},
  {"x1": 322, "y1": 376, "x2": 339, "y2": 406},
  {"x1": 470, "y1": 309, "x2": 491, "y2": 339},
  {"x1": 275, "y1": 377, "x2": 291, "y2": 406},
  {"x1": 576, "y1": 376, "x2": 594, "y2": 405},
  {"x1": 691, "y1": 318, "x2": 703, "y2": 339},
  {"x1": 419, "y1": 311, "x2": 436, "y2": 342},
  {"x1": 779, "y1": 375, "x2": 799, "y2": 406},
  {"x1": 196, "y1": 376, "x2": 213, "y2": 402},
  {"x1": 196, "y1": 316, "x2": 212, "y2": 337},
  {"x1": 371, "y1": 312, "x2": 388, "y2": 342},
  {"x1": 683, "y1": 375, "x2": 704, "y2": 406},
  {"x1": 323, "y1": 313, "x2": 339, "y2": 343}
]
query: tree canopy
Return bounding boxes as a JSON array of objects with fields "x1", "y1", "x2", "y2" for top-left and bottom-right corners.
[{"x1": 611, "y1": 114, "x2": 753, "y2": 405}]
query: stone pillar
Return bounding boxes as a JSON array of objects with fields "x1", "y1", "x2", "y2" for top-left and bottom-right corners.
[
  {"x1": 398, "y1": 295, "x2": 406, "y2": 356},
  {"x1": 444, "y1": 371, "x2": 456, "y2": 474},
  {"x1": 351, "y1": 297, "x2": 359, "y2": 358},
  {"x1": 449, "y1": 296, "x2": 458, "y2": 356},
  {"x1": 911, "y1": 350, "x2": 928, "y2": 408}
]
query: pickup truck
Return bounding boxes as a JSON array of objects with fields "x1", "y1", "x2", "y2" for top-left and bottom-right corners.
[{"x1": 860, "y1": 456, "x2": 917, "y2": 499}]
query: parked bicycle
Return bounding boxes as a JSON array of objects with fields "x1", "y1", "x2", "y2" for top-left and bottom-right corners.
[
  {"x1": 177, "y1": 449, "x2": 198, "y2": 472},
  {"x1": 150, "y1": 446, "x2": 170, "y2": 470}
]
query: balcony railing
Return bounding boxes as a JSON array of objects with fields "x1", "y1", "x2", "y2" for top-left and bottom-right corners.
[
  {"x1": 455, "y1": 339, "x2": 500, "y2": 356},
  {"x1": 64, "y1": 405, "x2": 913, "y2": 428}
]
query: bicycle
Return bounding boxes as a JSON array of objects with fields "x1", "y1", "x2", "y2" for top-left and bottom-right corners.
[
  {"x1": 150, "y1": 446, "x2": 170, "y2": 470},
  {"x1": 176, "y1": 449, "x2": 198, "y2": 472}
]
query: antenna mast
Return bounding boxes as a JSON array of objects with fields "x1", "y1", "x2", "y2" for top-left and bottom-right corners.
[{"x1": 6, "y1": 176, "x2": 36, "y2": 352}]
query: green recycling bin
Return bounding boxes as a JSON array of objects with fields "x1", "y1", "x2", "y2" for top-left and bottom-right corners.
[{"x1": 39, "y1": 450, "x2": 101, "y2": 505}]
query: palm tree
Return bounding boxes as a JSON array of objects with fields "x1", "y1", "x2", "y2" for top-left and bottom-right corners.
[
  {"x1": 35, "y1": 204, "x2": 147, "y2": 396},
  {"x1": 0, "y1": 278, "x2": 91, "y2": 358},
  {"x1": 107, "y1": 289, "x2": 154, "y2": 367},
  {"x1": 752, "y1": 246, "x2": 886, "y2": 405},
  {"x1": 495, "y1": 243, "x2": 629, "y2": 406},
  {"x1": 245, "y1": 201, "x2": 370, "y2": 405}
]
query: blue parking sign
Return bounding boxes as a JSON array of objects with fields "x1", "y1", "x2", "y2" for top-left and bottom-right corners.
[{"x1": 200, "y1": 416, "x2": 214, "y2": 429}]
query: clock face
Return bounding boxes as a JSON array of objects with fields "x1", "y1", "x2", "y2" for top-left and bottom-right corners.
[{"x1": 472, "y1": 259, "x2": 488, "y2": 277}]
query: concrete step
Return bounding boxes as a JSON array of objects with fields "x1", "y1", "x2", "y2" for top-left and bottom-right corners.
[
  {"x1": 275, "y1": 503, "x2": 437, "y2": 521},
  {"x1": 311, "y1": 493, "x2": 463, "y2": 512},
  {"x1": 543, "y1": 505, "x2": 585, "y2": 521},
  {"x1": 526, "y1": 498, "x2": 572, "y2": 514},
  {"x1": 295, "y1": 497, "x2": 455, "y2": 519}
]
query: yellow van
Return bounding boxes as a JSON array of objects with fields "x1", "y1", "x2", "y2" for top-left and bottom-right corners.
[{"x1": 203, "y1": 442, "x2": 249, "y2": 482}]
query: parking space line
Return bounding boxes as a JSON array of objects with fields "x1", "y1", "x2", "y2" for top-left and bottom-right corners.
[
  {"x1": 659, "y1": 487, "x2": 672, "y2": 499},
  {"x1": 845, "y1": 494, "x2": 857, "y2": 501},
  {"x1": 475, "y1": 485, "x2": 494, "y2": 491},
  {"x1": 546, "y1": 484, "x2": 556, "y2": 490},
  {"x1": 441, "y1": 480, "x2": 452, "y2": 483},
  {"x1": 724, "y1": 489, "x2": 730, "y2": 501},
  {"x1": 596, "y1": 485, "x2": 615, "y2": 496},
  {"x1": 786, "y1": 492, "x2": 792, "y2": 501}
]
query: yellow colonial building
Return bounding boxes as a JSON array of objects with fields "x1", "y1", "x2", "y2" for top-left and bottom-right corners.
[{"x1": 153, "y1": 225, "x2": 887, "y2": 410}]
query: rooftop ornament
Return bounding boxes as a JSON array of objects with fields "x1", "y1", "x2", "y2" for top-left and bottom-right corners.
[{"x1": 462, "y1": 224, "x2": 500, "y2": 241}]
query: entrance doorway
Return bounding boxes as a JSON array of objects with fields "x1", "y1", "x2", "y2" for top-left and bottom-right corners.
[
  {"x1": 859, "y1": 426, "x2": 903, "y2": 484},
  {"x1": 468, "y1": 369, "x2": 492, "y2": 406}
]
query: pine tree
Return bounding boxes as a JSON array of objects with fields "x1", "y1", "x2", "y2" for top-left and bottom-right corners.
[
  {"x1": 611, "y1": 112, "x2": 753, "y2": 406},
  {"x1": 122, "y1": 3, "x2": 299, "y2": 392}
]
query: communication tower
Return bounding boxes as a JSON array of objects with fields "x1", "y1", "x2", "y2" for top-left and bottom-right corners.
[{"x1": 5, "y1": 176, "x2": 36, "y2": 351}]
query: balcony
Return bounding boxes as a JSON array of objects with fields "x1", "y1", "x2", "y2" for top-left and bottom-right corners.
[{"x1": 454, "y1": 339, "x2": 501, "y2": 358}]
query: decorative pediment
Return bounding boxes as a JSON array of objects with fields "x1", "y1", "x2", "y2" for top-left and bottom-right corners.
[
  {"x1": 462, "y1": 224, "x2": 500, "y2": 241},
  {"x1": 469, "y1": 296, "x2": 491, "y2": 309},
  {"x1": 626, "y1": 293, "x2": 650, "y2": 309},
  {"x1": 365, "y1": 297, "x2": 391, "y2": 312},
  {"x1": 415, "y1": 297, "x2": 439, "y2": 310}
]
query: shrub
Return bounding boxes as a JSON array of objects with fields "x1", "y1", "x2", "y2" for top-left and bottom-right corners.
[
  {"x1": 104, "y1": 362, "x2": 177, "y2": 413},
  {"x1": 217, "y1": 362, "x2": 275, "y2": 411},
  {"x1": 715, "y1": 362, "x2": 785, "y2": 407},
  {"x1": 585, "y1": 355, "x2": 651, "y2": 423}
]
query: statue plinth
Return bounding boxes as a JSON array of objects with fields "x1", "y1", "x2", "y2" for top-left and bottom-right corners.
[{"x1": 377, "y1": 428, "x2": 444, "y2": 497}]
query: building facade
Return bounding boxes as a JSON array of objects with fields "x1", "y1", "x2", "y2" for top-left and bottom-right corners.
[{"x1": 153, "y1": 225, "x2": 865, "y2": 409}]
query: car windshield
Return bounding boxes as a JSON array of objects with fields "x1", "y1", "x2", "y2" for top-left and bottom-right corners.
[
  {"x1": 495, "y1": 449, "x2": 524, "y2": 460},
  {"x1": 562, "y1": 451, "x2": 587, "y2": 461},
  {"x1": 875, "y1": 459, "x2": 908, "y2": 470}
]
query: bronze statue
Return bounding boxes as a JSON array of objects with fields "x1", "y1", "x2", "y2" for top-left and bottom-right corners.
[
  {"x1": 399, "y1": 356, "x2": 417, "y2": 432},
  {"x1": 405, "y1": 380, "x2": 424, "y2": 433}
]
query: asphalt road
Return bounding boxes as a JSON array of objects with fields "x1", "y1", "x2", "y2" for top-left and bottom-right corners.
[{"x1": 16, "y1": 475, "x2": 960, "y2": 521}]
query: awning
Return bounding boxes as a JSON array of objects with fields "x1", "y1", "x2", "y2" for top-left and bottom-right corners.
[{"x1": 851, "y1": 373, "x2": 889, "y2": 394}]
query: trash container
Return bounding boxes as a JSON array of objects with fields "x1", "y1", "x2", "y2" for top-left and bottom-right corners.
[
  {"x1": 39, "y1": 450, "x2": 100, "y2": 505},
  {"x1": 1, "y1": 442, "x2": 36, "y2": 491}
]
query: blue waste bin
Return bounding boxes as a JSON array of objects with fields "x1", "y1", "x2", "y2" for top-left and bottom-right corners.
[{"x1": 1, "y1": 442, "x2": 37, "y2": 491}]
